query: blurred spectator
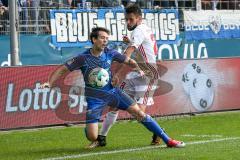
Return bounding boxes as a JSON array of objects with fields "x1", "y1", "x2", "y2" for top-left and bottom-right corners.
[
  {"x1": 0, "y1": 0, "x2": 8, "y2": 33},
  {"x1": 19, "y1": 0, "x2": 41, "y2": 33},
  {"x1": 0, "y1": 0, "x2": 22, "y2": 17},
  {"x1": 153, "y1": 0, "x2": 176, "y2": 9},
  {"x1": 70, "y1": 0, "x2": 92, "y2": 8},
  {"x1": 90, "y1": 0, "x2": 121, "y2": 7},
  {"x1": 1, "y1": 0, "x2": 23, "y2": 16},
  {"x1": 30, "y1": 0, "x2": 40, "y2": 24},
  {"x1": 146, "y1": 0, "x2": 154, "y2": 9},
  {"x1": 69, "y1": 0, "x2": 93, "y2": 8},
  {"x1": 21, "y1": 0, "x2": 40, "y2": 25},
  {"x1": 58, "y1": 0, "x2": 72, "y2": 8},
  {"x1": 0, "y1": 0, "x2": 8, "y2": 16},
  {"x1": 212, "y1": 0, "x2": 219, "y2": 10},
  {"x1": 68, "y1": 0, "x2": 78, "y2": 8},
  {"x1": 125, "y1": 0, "x2": 168, "y2": 9},
  {"x1": 137, "y1": 0, "x2": 149, "y2": 8},
  {"x1": 127, "y1": 0, "x2": 136, "y2": 6},
  {"x1": 0, "y1": 0, "x2": 7, "y2": 7},
  {"x1": 45, "y1": 0, "x2": 70, "y2": 8},
  {"x1": 21, "y1": 0, "x2": 29, "y2": 30},
  {"x1": 101, "y1": 0, "x2": 121, "y2": 7},
  {"x1": 44, "y1": 0, "x2": 72, "y2": 8},
  {"x1": 229, "y1": 0, "x2": 240, "y2": 9},
  {"x1": 121, "y1": 0, "x2": 128, "y2": 6},
  {"x1": 125, "y1": 0, "x2": 146, "y2": 8},
  {"x1": 201, "y1": 0, "x2": 240, "y2": 10},
  {"x1": 202, "y1": 0, "x2": 213, "y2": 9}
]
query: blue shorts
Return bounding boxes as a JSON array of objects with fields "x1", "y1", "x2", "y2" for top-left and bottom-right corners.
[{"x1": 85, "y1": 87, "x2": 135, "y2": 123}]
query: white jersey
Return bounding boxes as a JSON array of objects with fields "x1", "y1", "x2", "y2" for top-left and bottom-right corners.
[
  {"x1": 129, "y1": 23, "x2": 159, "y2": 79},
  {"x1": 120, "y1": 24, "x2": 159, "y2": 106}
]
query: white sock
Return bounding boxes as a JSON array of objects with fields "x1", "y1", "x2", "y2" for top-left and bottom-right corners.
[{"x1": 99, "y1": 111, "x2": 118, "y2": 136}]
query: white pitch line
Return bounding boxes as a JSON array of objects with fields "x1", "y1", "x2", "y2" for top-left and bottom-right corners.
[
  {"x1": 181, "y1": 134, "x2": 223, "y2": 138},
  {"x1": 41, "y1": 137, "x2": 240, "y2": 160}
]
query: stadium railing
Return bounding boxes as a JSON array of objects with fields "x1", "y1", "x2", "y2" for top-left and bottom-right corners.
[
  {"x1": 0, "y1": 7, "x2": 53, "y2": 35},
  {"x1": 0, "y1": 0, "x2": 239, "y2": 35},
  {"x1": 201, "y1": 0, "x2": 240, "y2": 10}
]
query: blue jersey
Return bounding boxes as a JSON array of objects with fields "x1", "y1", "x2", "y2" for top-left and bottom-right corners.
[
  {"x1": 64, "y1": 47, "x2": 135, "y2": 123},
  {"x1": 65, "y1": 47, "x2": 126, "y2": 91}
]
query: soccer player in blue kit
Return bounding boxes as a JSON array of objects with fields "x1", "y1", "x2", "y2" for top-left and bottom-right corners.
[{"x1": 40, "y1": 27, "x2": 185, "y2": 148}]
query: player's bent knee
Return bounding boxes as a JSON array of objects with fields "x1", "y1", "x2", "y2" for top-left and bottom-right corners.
[
  {"x1": 135, "y1": 110, "x2": 146, "y2": 121},
  {"x1": 138, "y1": 104, "x2": 147, "y2": 112}
]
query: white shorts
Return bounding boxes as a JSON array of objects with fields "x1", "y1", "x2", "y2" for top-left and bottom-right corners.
[{"x1": 119, "y1": 71, "x2": 158, "y2": 106}]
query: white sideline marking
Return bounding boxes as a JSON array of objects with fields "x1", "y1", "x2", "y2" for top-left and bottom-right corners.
[
  {"x1": 41, "y1": 137, "x2": 240, "y2": 160},
  {"x1": 181, "y1": 134, "x2": 223, "y2": 138}
]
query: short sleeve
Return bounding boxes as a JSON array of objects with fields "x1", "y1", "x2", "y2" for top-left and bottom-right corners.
[
  {"x1": 130, "y1": 27, "x2": 145, "y2": 48},
  {"x1": 64, "y1": 55, "x2": 85, "y2": 71}
]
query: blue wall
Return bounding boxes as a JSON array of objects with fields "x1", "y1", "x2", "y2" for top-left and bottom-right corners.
[
  {"x1": 1, "y1": 34, "x2": 240, "y2": 66},
  {"x1": 0, "y1": 35, "x2": 84, "y2": 66}
]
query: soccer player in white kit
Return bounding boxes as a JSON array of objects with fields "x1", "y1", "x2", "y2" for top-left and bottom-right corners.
[{"x1": 92, "y1": 4, "x2": 182, "y2": 148}]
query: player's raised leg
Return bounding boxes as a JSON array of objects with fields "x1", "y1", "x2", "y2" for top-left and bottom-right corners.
[
  {"x1": 138, "y1": 103, "x2": 162, "y2": 145},
  {"x1": 114, "y1": 87, "x2": 185, "y2": 148},
  {"x1": 127, "y1": 103, "x2": 186, "y2": 148}
]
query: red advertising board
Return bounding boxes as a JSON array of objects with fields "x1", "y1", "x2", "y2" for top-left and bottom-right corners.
[{"x1": 1, "y1": 58, "x2": 240, "y2": 130}]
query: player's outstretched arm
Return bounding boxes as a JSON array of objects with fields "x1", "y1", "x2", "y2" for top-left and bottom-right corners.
[
  {"x1": 123, "y1": 46, "x2": 135, "y2": 57},
  {"x1": 112, "y1": 46, "x2": 136, "y2": 77},
  {"x1": 40, "y1": 65, "x2": 70, "y2": 88}
]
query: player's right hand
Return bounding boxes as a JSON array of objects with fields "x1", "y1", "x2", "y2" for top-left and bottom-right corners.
[
  {"x1": 39, "y1": 82, "x2": 51, "y2": 89},
  {"x1": 111, "y1": 75, "x2": 119, "y2": 86}
]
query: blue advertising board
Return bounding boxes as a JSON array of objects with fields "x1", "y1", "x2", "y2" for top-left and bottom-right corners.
[
  {"x1": 50, "y1": 8, "x2": 180, "y2": 48},
  {"x1": 184, "y1": 10, "x2": 240, "y2": 40},
  {"x1": 1, "y1": 34, "x2": 240, "y2": 66}
]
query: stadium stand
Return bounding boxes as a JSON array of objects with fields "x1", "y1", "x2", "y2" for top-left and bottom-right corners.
[
  {"x1": 0, "y1": 0, "x2": 239, "y2": 35},
  {"x1": 201, "y1": 0, "x2": 240, "y2": 10}
]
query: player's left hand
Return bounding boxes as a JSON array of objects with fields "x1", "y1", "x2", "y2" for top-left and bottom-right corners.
[{"x1": 138, "y1": 70, "x2": 145, "y2": 77}]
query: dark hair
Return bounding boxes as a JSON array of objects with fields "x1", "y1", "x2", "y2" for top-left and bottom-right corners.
[
  {"x1": 125, "y1": 4, "x2": 142, "y2": 16},
  {"x1": 90, "y1": 27, "x2": 110, "y2": 44}
]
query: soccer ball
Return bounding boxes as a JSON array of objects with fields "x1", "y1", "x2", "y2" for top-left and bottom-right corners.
[
  {"x1": 189, "y1": 73, "x2": 214, "y2": 111},
  {"x1": 88, "y1": 68, "x2": 110, "y2": 88},
  {"x1": 182, "y1": 63, "x2": 202, "y2": 95}
]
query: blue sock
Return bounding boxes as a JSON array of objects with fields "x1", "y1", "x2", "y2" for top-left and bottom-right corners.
[{"x1": 141, "y1": 114, "x2": 170, "y2": 144}]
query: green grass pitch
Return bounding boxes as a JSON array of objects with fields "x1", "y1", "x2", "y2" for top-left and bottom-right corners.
[{"x1": 1, "y1": 111, "x2": 240, "y2": 160}]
